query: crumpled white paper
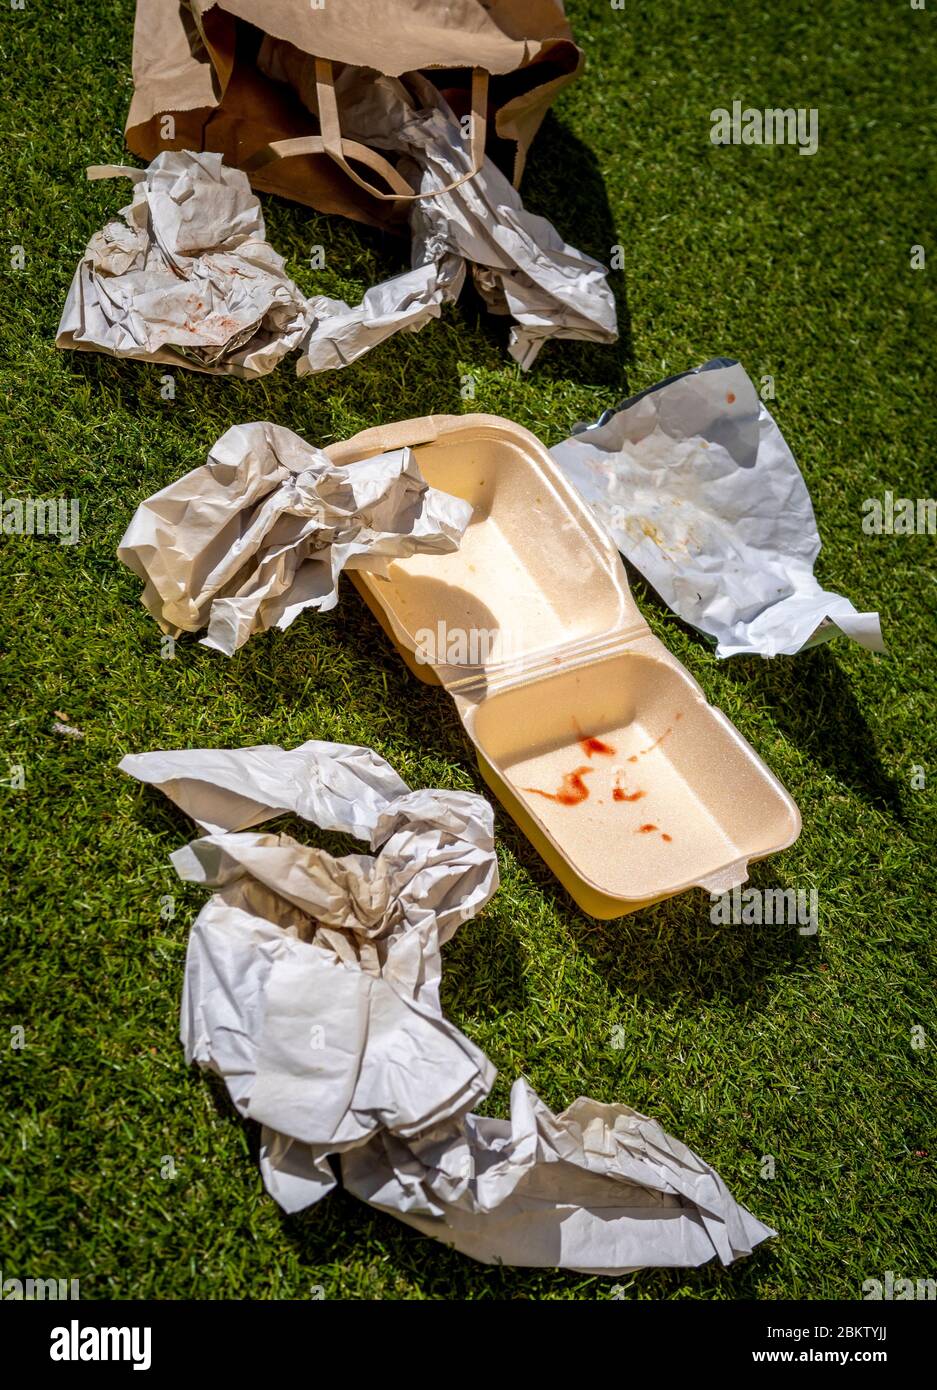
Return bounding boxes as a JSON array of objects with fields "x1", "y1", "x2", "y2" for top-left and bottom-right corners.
[
  {"x1": 551, "y1": 359, "x2": 885, "y2": 658},
  {"x1": 117, "y1": 422, "x2": 472, "y2": 655},
  {"x1": 60, "y1": 71, "x2": 615, "y2": 378},
  {"x1": 287, "y1": 67, "x2": 617, "y2": 371},
  {"x1": 56, "y1": 152, "x2": 309, "y2": 378},
  {"x1": 120, "y1": 738, "x2": 773, "y2": 1273}
]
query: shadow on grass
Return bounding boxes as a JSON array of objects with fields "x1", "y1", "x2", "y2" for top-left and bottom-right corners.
[
  {"x1": 64, "y1": 348, "x2": 275, "y2": 424},
  {"x1": 227, "y1": 588, "x2": 474, "y2": 757},
  {"x1": 514, "y1": 110, "x2": 634, "y2": 391},
  {"x1": 485, "y1": 786, "x2": 820, "y2": 1010},
  {"x1": 574, "y1": 867, "x2": 821, "y2": 1012},
  {"x1": 720, "y1": 646, "x2": 905, "y2": 819}
]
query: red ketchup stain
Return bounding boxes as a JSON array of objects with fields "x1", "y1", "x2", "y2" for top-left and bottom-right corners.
[
  {"x1": 612, "y1": 770, "x2": 645, "y2": 803},
  {"x1": 525, "y1": 766, "x2": 594, "y2": 806},
  {"x1": 635, "y1": 823, "x2": 672, "y2": 842},
  {"x1": 580, "y1": 734, "x2": 615, "y2": 757},
  {"x1": 573, "y1": 720, "x2": 616, "y2": 759}
]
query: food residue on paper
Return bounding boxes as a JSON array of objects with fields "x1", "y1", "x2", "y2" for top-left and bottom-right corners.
[
  {"x1": 639, "y1": 518, "x2": 667, "y2": 546},
  {"x1": 525, "y1": 766, "x2": 594, "y2": 806},
  {"x1": 726, "y1": 391, "x2": 736, "y2": 404}
]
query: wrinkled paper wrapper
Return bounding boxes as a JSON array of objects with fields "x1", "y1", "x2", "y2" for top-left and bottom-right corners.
[
  {"x1": 120, "y1": 738, "x2": 772, "y2": 1273},
  {"x1": 551, "y1": 359, "x2": 884, "y2": 658},
  {"x1": 56, "y1": 152, "x2": 308, "y2": 378},
  {"x1": 58, "y1": 72, "x2": 615, "y2": 377},
  {"x1": 265, "y1": 64, "x2": 617, "y2": 372},
  {"x1": 117, "y1": 423, "x2": 472, "y2": 654}
]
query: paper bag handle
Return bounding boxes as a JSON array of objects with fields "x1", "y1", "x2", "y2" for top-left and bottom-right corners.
[{"x1": 244, "y1": 61, "x2": 488, "y2": 202}]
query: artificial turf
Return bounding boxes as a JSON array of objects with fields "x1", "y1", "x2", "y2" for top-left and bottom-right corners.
[{"x1": 0, "y1": 0, "x2": 934, "y2": 1300}]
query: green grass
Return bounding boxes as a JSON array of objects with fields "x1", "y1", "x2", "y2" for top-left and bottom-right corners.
[{"x1": 1, "y1": 0, "x2": 935, "y2": 1300}]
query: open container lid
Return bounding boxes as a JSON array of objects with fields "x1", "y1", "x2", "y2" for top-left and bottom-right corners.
[
  {"x1": 329, "y1": 413, "x2": 802, "y2": 915},
  {"x1": 329, "y1": 414, "x2": 650, "y2": 693}
]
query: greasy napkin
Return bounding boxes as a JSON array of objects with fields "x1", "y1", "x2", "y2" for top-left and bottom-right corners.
[
  {"x1": 56, "y1": 152, "x2": 308, "y2": 378},
  {"x1": 117, "y1": 423, "x2": 473, "y2": 655},
  {"x1": 551, "y1": 359, "x2": 884, "y2": 658},
  {"x1": 121, "y1": 738, "x2": 773, "y2": 1273}
]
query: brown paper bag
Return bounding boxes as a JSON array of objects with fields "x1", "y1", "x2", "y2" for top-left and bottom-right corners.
[{"x1": 125, "y1": 1, "x2": 582, "y2": 231}]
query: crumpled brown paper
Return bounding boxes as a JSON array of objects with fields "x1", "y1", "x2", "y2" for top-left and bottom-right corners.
[
  {"x1": 117, "y1": 423, "x2": 472, "y2": 654},
  {"x1": 120, "y1": 738, "x2": 773, "y2": 1274},
  {"x1": 56, "y1": 152, "x2": 308, "y2": 378}
]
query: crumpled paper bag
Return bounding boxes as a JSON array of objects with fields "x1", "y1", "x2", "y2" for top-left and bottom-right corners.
[
  {"x1": 550, "y1": 359, "x2": 885, "y2": 658},
  {"x1": 117, "y1": 423, "x2": 472, "y2": 655},
  {"x1": 120, "y1": 738, "x2": 773, "y2": 1273},
  {"x1": 277, "y1": 65, "x2": 617, "y2": 371},
  {"x1": 56, "y1": 152, "x2": 309, "y2": 378}
]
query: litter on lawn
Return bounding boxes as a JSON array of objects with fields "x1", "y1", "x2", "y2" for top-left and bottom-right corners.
[
  {"x1": 118, "y1": 411, "x2": 801, "y2": 918},
  {"x1": 117, "y1": 422, "x2": 472, "y2": 655},
  {"x1": 52, "y1": 0, "x2": 891, "y2": 1285},
  {"x1": 120, "y1": 738, "x2": 774, "y2": 1274},
  {"x1": 294, "y1": 70, "x2": 616, "y2": 372},
  {"x1": 56, "y1": 153, "x2": 308, "y2": 378},
  {"x1": 550, "y1": 359, "x2": 885, "y2": 659},
  {"x1": 59, "y1": 106, "x2": 615, "y2": 378},
  {"x1": 125, "y1": 0, "x2": 582, "y2": 224}
]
